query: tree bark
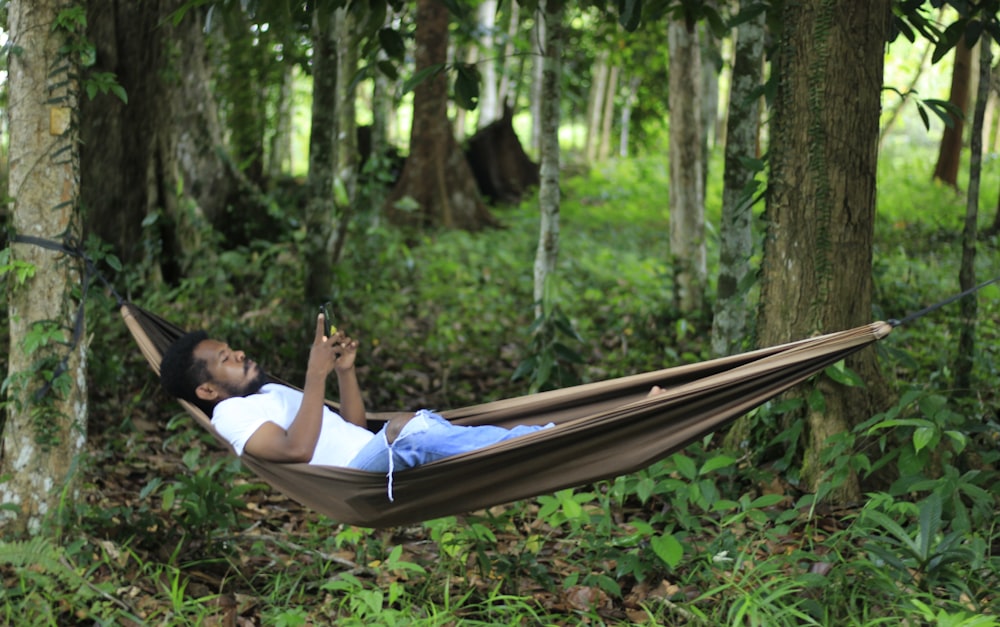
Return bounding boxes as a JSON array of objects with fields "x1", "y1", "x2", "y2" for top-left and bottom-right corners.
[
  {"x1": 534, "y1": 0, "x2": 564, "y2": 316},
  {"x1": 2, "y1": 0, "x2": 86, "y2": 535},
  {"x1": 268, "y1": 63, "x2": 295, "y2": 180},
  {"x1": 477, "y1": 0, "x2": 500, "y2": 127},
  {"x1": 619, "y1": 74, "x2": 641, "y2": 157},
  {"x1": 598, "y1": 64, "x2": 619, "y2": 162},
  {"x1": 585, "y1": 50, "x2": 609, "y2": 163},
  {"x1": 932, "y1": 39, "x2": 972, "y2": 188},
  {"x1": 81, "y1": 0, "x2": 245, "y2": 277},
  {"x1": 529, "y1": 8, "x2": 545, "y2": 155},
  {"x1": 712, "y1": 2, "x2": 765, "y2": 359},
  {"x1": 956, "y1": 40, "x2": 990, "y2": 394},
  {"x1": 384, "y1": 0, "x2": 497, "y2": 230},
  {"x1": 497, "y1": 0, "x2": 521, "y2": 117},
  {"x1": 304, "y1": 7, "x2": 338, "y2": 302},
  {"x1": 331, "y1": 6, "x2": 359, "y2": 264},
  {"x1": 760, "y1": 0, "x2": 891, "y2": 502},
  {"x1": 668, "y1": 21, "x2": 707, "y2": 315}
]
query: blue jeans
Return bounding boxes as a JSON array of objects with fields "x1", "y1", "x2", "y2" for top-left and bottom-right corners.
[{"x1": 347, "y1": 409, "x2": 552, "y2": 500}]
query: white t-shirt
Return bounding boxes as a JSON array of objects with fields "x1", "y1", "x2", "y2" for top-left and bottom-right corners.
[{"x1": 211, "y1": 383, "x2": 375, "y2": 467}]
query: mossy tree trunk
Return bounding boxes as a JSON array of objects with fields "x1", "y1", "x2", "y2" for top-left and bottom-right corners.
[
  {"x1": 668, "y1": 20, "x2": 706, "y2": 316},
  {"x1": 757, "y1": 0, "x2": 892, "y2": 503},
  {"x1": 533, "y1": 0, "x2": 564, "y2": 316},
  {"x1": 2, "y1": 0, "x2": 86, "y2": 536},
  {"x1": 304, "y1": 7, "x2": 338, "y2": 302}
]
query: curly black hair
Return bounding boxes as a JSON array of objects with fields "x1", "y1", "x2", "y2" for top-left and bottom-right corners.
[{"x1": 160, "y1": 330, "x2": 214, "y2": 414}]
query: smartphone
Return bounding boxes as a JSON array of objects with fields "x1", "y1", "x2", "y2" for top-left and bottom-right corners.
[{"x1": 319, "y1": 302, "x2": 334, "y2": 337}]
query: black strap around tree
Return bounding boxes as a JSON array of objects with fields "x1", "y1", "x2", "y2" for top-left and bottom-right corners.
[
  {"x1": 887, "y1": 275, "x2": 1000, "y2": 328},
  {"x1": 9, "y1": 233, "x2": 125, "y2": 401}
]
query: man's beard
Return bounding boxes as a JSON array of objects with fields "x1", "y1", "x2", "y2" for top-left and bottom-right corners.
[{"x1": 218, "y1": 365, "x2": 269, "y2": 398}]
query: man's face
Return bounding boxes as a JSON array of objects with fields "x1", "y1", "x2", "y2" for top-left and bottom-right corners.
[{"x1": 193, "y1": 339, "x2": 268, "y2": 401}]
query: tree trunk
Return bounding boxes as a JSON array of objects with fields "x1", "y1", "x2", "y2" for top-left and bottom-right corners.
[
  {"x1": 477, "y1": 0, "x2": 500, "y2": 127},
  {"x1": 619, "y1": 74, "x2": 641, "y2": 157},
  {"x1": 384, "y1": 0, "x2": 497, "y2": 230},
  {"x1": 81, "y1": 0, "x2": 245, "y2": 277},
  {"x1": 534, "y1": 0, "x2": 564, "y2": 315},
  {"x1": 585, "y1": 50, "x2": 609, "y2": 163},
  {"x1": 701, "y1": 27, "x2": 721, "y2": 158},
  {"x1": 598, "y1": 64, "x2": 619, "y2": 162},
  {"x1": 760, "y1": 0, "x2": 891, "y2": 502},
  {"x1": 497, "y1": 0, "x2": 521, "y2": 116},
  {"x1": 956, "y1": 40, "x2": 990, "y2": 394},
  {"x1": 712, "y1": 3, "x2": 765, "y2": 359},
  {"x1": 304, "y1": 7, "x2": 338, "y2": 302},
  {"x1": 2, "y1": 0, "x2": 86, "y2": 536},
  {"x1": 529, "y1": 9, "x2": 545, "y2": 155},
  {"x1": 268, "y1": 63, "x2": 295, "y2": 181},
  {"x1": 668, "y1": 21, "x2": 707, "y2": 315},
  {"x1": 932, "y1": 39, "x2": 972, "y2": 188},
  {"x1": 331, "y1": 6, "x2": 359, "y2": 264}
]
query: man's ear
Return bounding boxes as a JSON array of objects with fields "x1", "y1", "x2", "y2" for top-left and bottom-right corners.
[{"x1": 195, "y1": 382, "x2": 218, "y2": 402}]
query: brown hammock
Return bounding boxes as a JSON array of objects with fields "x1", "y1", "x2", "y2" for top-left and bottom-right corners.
[{"x1": 122, "y1": 302, "x2": 892, "y2": 528}]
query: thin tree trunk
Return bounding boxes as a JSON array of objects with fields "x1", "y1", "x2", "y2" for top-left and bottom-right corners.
[
  {"x1": 585, "y1": 50, "x2": 609, "y2": 163},
  {"x1": 701, "y1": 27, "x2": 720, "y2": 156},
  {"x1": 956, "y1": 40, "x2": 990, "y2": 393},
  {"x1": 268, "y1": 63, "x2": 295, "y2": 181},
  {"x1": 598, "y1": 64, "x2": 619, "y2": 162},
  {"x1": 761, "y1": 0, "x2": 891, "y2": 502},
  {"x1": 477, "y1": 0, "x2": 500, "y2": 127},
  {"x1": 497, "y1": 0, "x2": 520, "y2": 113},
  {"x1": 534, "y1": 0, "x2": 563, "y2": 316},
  {"x1": 933, "y1": 39, "x2": 972, "y2": 187},
  {"x1": 619, "y1": 74, "x2": 640, "y2": 158},
  {"x1": 668, "y1": 21, "x2": 706, "y2": 315},
  {"x1": 529, "y1": 8, "x2": 545, "y2": 154},
  {"x1": 331, "y1": 6, "x2": 359, "y2": 264},
  {"x1": 304, "y1": 7, "x2": 338, "y2": 302},
  {"x1": 712, "y1": 3, "x2": 765, "y2": 359},
  {"x1": 2, "y1": 0, "x2": 86, "y2": 536}
]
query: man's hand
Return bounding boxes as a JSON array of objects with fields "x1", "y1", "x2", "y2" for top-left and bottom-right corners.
[
  {"x1": 308, "y1": 314, "x2": 358, "y2": 377},
  {"x1": 328, "y1": 328, "x2": 359, "y2": 373}
]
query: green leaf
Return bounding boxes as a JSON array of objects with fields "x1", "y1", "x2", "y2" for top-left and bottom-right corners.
[
  {"x1": 912, "y1": 426, "x2": 935, "y2": 453},
  {"x1": 378, "y1": 28, "x2": 406, "y2": 61},
  {"x1": 650, "y1": 532, "x2": 683, "y2": 568},
  {"x1": 672, "y1": 454, "x2": 698, "y2": 480},
  {"x1": 807, "y1": 388, "x2": 825, "y2": 413},
  {"x1": 824, "y1": 361, "x2": 864, "y2": 387},
  {"x1": 454, "y1": 64, "x2": 480, "y2": 111},
  {"x1": 748, "y1": 494, "x2": 786, "y2": 509},
  {"x1": 699, "y1": 454, "x2": 736, "y2": 475}
]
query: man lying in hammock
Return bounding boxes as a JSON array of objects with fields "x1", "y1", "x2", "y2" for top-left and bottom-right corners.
[{"x1": 159, "y1": 313, "x2": 561, "y2": 476}]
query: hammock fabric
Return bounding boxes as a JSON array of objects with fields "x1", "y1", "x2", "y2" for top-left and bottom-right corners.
[{"x1": 122, "y1": 303, "x2": 892, "y2": 528}]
